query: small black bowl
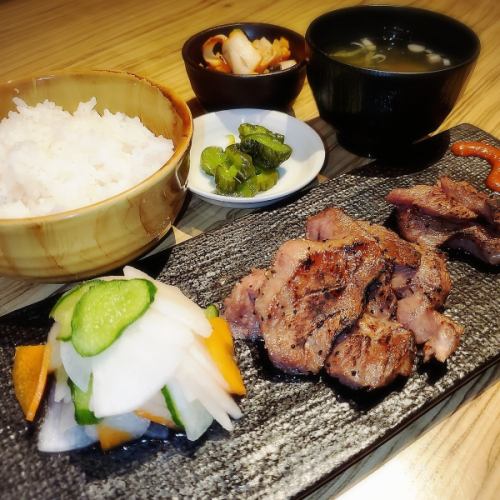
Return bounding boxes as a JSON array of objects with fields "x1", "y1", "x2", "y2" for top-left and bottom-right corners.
[
  {"x1": 306, "y1": 6, "x2": 480, "y2": 157},
  {"x1": 182, "y1": 22, "x2": 307, "y2": 111}
]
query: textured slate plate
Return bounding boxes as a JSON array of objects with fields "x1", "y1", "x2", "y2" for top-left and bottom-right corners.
[{"x1": 0, "y1": 124, "x2": 499, "y2": 499}]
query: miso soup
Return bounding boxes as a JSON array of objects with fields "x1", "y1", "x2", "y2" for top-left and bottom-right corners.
[{"x1": 329, "y1": 37, "x2": 451, "y2": 72}]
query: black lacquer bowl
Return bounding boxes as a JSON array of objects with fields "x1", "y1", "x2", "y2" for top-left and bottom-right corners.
[
  {"x1": 306, "y1": 6, "x2": 480, "y2": 157},
  {"x1": 0, "y1": 124, "x2": 498, "y2": 498},
  {"x1": 182, "y1": 22, "x2": 307, "y2": 111}
]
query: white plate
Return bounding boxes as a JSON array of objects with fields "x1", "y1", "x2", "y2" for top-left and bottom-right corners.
[{"x1": 188, "y1": 109, "x2": 325, "y2": 208}]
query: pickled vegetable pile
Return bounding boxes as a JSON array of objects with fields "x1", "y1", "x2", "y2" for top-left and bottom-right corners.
[
  {"x1": 200, "y1": 123, "x2": 292, "y2": 197},
  {"x1": 12, "y1": 267, "x2": 245, "y2": 452}
]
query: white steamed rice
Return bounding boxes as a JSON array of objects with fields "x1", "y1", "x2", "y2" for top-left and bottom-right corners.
[{"x1": 0, "y1": 97, "x2": 174, "y2": 218}]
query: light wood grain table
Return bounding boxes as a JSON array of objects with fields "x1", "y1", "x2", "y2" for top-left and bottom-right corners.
[{"x1": 0, "y1": 0, "x2": 498, "y2": 498}]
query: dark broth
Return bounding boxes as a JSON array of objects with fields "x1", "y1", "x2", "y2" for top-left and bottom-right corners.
[{"x1": 329, "y1": 37, "x2": 451, "y2": 72}]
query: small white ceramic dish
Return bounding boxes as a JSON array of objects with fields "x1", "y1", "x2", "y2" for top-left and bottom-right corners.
[{"x1": 188, "y1": 109, "x2": 325, "y2": 208}]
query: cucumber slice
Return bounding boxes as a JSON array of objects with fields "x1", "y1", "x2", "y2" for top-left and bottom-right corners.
[
  {"x1": 71, "y1": 279, "x2": 157, "y2": 357},
  {"x1": 162, "y1": 380, "x2": 213, "y2": 441},
  {"x1": 68, "y1": 376, "x2": 100, "y2": 425},
  {"x1": 50, "y1": 280, "x2": 102, "y2": 341},
  {"x1": 161, "y1": 386, "x2": 184, "y2": 429}
]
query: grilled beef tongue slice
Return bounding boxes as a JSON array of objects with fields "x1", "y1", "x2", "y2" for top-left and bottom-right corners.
[
  {"x1": 223, "y1": 268, "x2": 267, "y2": 340},
  {"x1": 392, "y1": 244, "x2": 451, "y2": 308},
  {"x1": 396, "y1": 291, "x2": 463, "y2": 362},
  {"x1": 306, "y1": 206, "x2": 421, "y2": 269},
  {"x1": 385, "y1": 183, "x2": 479, "y2": 222},
  {"x1": 254, "y1": 237, "x2": 384, "y2": 375},
  {"x1": 438, "y1": 176, "x2": 500, "y2": 230},
  {"x1": 325, "y1": 314, "x2": 415, "y2": 389},
  {"x1": 395, "y1": 207, "x2": 500, "y2": 265},
  {"x1": 307, "y1": 207, "x2": 461, "y2": 363},
  {"x1": 325, "y1": 266, "x2": 415, "y2": 390}
]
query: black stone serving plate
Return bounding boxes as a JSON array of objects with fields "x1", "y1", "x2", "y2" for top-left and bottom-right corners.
[{"x1": 0, "y1": 124, "x2": 498, "y2": 499}]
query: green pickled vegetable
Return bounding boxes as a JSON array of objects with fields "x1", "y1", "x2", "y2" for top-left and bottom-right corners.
[
  {"x1": 69, "y1": 376, "x2": 100, "y2": 425},
  {"x1": 50, "y1": 280, "x2": 102, "y2": 341},
  {"x1": 255, "y1": 169, "x2": 279, "y2": 191},
  {"x1": 238, "y1": 123, "x2": 284, "y2": 143},
  {"x1": 204, "y1": 304, "x2": 219, "y2": 319},
  {"x1": 200, "y1": 122, "x2": 292, "y2": 198},
  {"x1": 240, "y1": 133, "x2": 292, "y2": 169},
  {"x1": 215, "y1": 163, "x2": 240, "y2": 193},
  {"x1": 71, "y1": 279, "x2": 157, "y2": 357},
  {"x1": 200, "y1": 146, "x2": 226, "y2": 176},
  {"x1": 225, "y1": 144, "x2": 255, "y2": 181},
  {"x1": 236, "y1": 176, "x2": 258, "y2": 197}
]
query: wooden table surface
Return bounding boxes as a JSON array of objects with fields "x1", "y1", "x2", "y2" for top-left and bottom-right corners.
[{"x1": 0, "y1": 0, "x2": 498, "y2": 498}]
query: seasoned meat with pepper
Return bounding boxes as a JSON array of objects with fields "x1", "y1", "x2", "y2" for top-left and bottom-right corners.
[
  {"x1": 223, "y1": 204, "x2": 465, "y2": 390},
  {"x1": 306, "y1": 207, "x2": 459, "y2": 363},
  {"x1": 385, "y1": 183, "x2": 479, "y2": 222},
  {"x1": 325, "y1": 265, "x2": 415, "y2": 390},
  {"x1": 325, "y1": 314, "x2": 415, "y2": 389},
  {"x1": 392, "y1": 245, "x2": 451, "y2": 308},
  {"x1": 306, "y1": 206, "x2": 421, "y2": 269},
  {"x1": 387, "y1": 177, "x2": 500, "y2": 265},
  {"x1": 439, "y1": 176, "x2": 500, "y2": 230},
  {"x1": 254, "y1": 237, "x2": 384, "y2": 375},
  {"x1": 396, "y1": 207, "x2": 500, "y2": 265}
]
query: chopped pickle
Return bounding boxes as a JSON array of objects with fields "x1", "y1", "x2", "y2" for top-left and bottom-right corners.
[
  {"x1": 240, "y1": 133, "x2": 292, "y2": 169},
  {"x1": 255, "y1": 169, "x2": 279, "y2": 191},
  {"x1": 161, "y1": 386, "x2": 184, "y2": 429},
  {"x1": 200, "y1": 146, "x2": 227, "y2": 176},
  {"x1": 236, "y1": 176, "x2": 258, "y2": 197},
  {"x1": 215, "y1": 163, "x2": 240, "y2": 194},
  {"x1": 225, "y1": 144, "x2": 256, "y2": 181},
  {"x1": 201, "y1": 122, "x2": 292, "y2": 197},
  {"x1": 238, "y1": 123, "x2": 284, "y2": 143}
]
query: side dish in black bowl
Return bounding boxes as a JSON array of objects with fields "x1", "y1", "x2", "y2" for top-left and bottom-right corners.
[
  {"x1": 182, "y1": 22, "x2": 307, "y2": 111},
  {"x1": 306, "y1": 6, "x2": 480, "y2": 158}
]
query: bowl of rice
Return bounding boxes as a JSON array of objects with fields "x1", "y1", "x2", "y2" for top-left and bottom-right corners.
[{"x1": 0, "y1": 70, "x2": 192, "y2": 281}]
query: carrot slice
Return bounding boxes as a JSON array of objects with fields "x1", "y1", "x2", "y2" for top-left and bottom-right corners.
[
  {"x1": 134, "y1": 409, "x2": 178, "y2": 429},
  {"x1": 97, "y1": 424, "x2": 132, "y2": 451},
  {"x1": 204, "y1": 317, "x2": 246, "y2": 396},
  {"x1": 13, "y1": 344, "x2": 51, "y2": 421}
]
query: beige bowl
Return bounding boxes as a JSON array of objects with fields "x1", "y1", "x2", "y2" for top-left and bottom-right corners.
[{"x1": 0, "y1": 70, "x2": 192, "y2": 282}]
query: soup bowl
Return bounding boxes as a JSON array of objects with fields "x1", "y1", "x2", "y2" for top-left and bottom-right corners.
[
  {"x1": 0, "y1": 70, "x2": 192, "y2": 282},
  {"x1": 306, "y1": 6, "x2": 480, "y2": 157}
]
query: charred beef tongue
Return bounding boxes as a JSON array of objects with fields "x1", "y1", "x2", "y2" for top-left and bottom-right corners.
[
  {"x1": 439, "y1": 176, "x2": 500, "y2": 231},
  {"x1": 325, "y1": 314, "x2": 415, "y2": 389},
  {"x1": 307, "y1": 207, "x2": 463, "y2": 365},
  {"x1": 223, "y1": 205, "x2": 465, "y2": 390},
  {"x1": 223, "y1": 268, "x2": 267, "y2": 340},
  {"x1": 386, "y1": 177, "x2": 500, "y2": 265},
  {"x1": 385, "y1": 183, "x2": 479, "y2": 222},
  {"x1": 254, "y1": 237, "x2": 384, "y2": 375},
  {"x1": 325, "y1": 265, "x2": 416, "y2": 390}
]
